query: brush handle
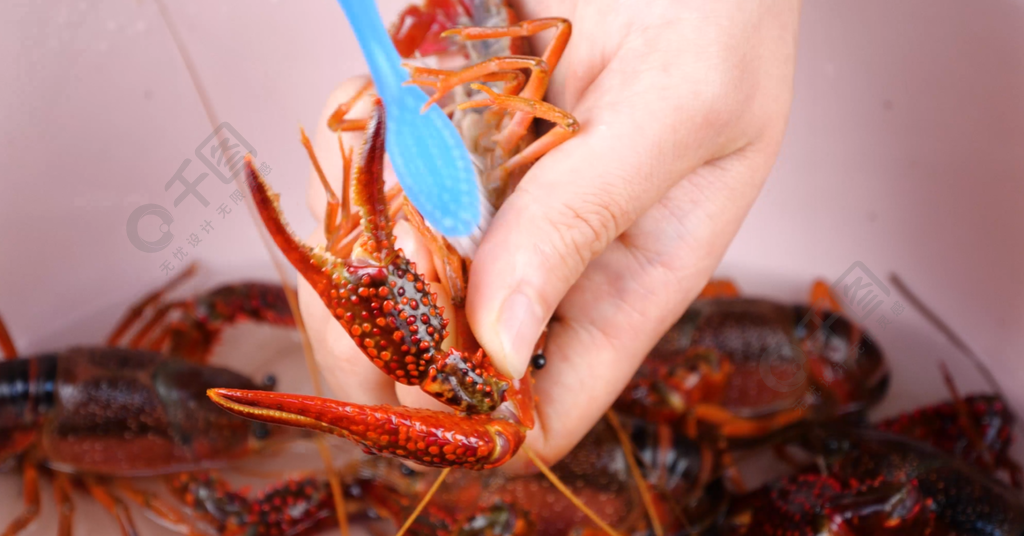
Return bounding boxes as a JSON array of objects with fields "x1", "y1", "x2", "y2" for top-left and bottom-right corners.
[
  {"x1": 336, "y1": 0, "x2": 406, "y2": 93},
  {"x1": 335, "y1": 0, "x2": 481, "y2": 237}
]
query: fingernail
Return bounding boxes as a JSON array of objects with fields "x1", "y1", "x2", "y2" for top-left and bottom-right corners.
[{"x1": 498, "y1": 291, "x2": 545, "y2": 379}]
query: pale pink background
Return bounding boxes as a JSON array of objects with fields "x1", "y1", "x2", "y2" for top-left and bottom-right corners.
[{"x1": 2, "y1": 0, "x2": 1023, "y2": 534}]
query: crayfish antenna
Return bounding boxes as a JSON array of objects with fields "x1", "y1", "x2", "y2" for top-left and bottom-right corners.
[
  {"x1": 279, "y1": 276, "x2": 351, "y2": 536},
  {"x1": 523, "y1": 446, "x2": 623, "y2": 536},
  {"x1": 394, "y1": 468, "x2": 451, "y2": 536},
  {"x1": 939, "y1": 362, "x2": 997, "y2": 471},
  {"x1": 605, "y1": 411, "x2": 665, "y2": 536}
]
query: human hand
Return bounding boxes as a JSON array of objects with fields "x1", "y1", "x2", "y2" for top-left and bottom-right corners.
[{"x1": 301, "y1": 0, "x2": 801, "y2": 469}]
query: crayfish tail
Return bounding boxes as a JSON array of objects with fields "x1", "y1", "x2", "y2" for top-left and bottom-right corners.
[{"x1": 207, "y1": 388, "x2": 523, "y2": 470}]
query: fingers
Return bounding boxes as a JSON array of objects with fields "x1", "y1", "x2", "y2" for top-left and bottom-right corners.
[
  {"x1": 523, "y1": 143, "x2": 777, "y2": 464},
  {"x1": 465, "y1": 79, "x2": 737, "y2": 379}
]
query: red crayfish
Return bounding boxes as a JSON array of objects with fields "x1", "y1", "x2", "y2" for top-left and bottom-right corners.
[
  {"x1": 612, "y1": 280, "x2": 890, "y2": 492},
  {"x1": 0, "y1": 271, "x2": 306, "y2": 536},
  {"x1": 617, "y1": 280, "x2": 890, "y2": 441},
  {"x1": 721, "y1": 423, "x2": 1024, "y2": 536},
  {"x1": 209, "y1": 0, "x2": 579, "y2": 471},
  {"x1": 721, "y1": 365, "x2": 1023, "y2": 536}
]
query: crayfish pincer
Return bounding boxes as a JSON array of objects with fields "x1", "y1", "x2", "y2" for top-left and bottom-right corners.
[{"x1": 208, "y1": 99, "x2": 535, "y2": 470}]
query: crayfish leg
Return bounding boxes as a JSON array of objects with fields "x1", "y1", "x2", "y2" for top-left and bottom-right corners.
[
  {"x1": 208, "y1": 388, "x2": 524, "y2": 471},
  {"x1": 689, "y1": 404, "x2": 808, "y2": 440},
  {"x1": 0, "y1": 313, "x2": 17, "y2": 359},
  {"x1": 443, "y1": 18, "x2": 572, "y2": 152},
  {"x1": 405, "y1": 56, "x2": 546, "y2": 112},
  {"x1": 442, "y1": 18, "x2": 572, "y2": 85},
  {"x1": 459, "y1": 83, "x2": 579, "y2": 179},
  {"x1": 82, "y1": 477, "x2": 139, "y2": 536},
  {"x1": 401, "y1": 197, "x2": 468, "y2": 306},
  {"x1": 52, "y1": 473, "x2": 74, "y2": 536},
  {"x1": 126, "y1": 301, "x2": 177, "y2": 351},
  {"x1": 697, "y1": 280, "x2": 741, "y2": 300},
  {"x1": 0, "y1": 430, "x2": 37, "y2": 465},
  {"x1": 327, "y1": 78, "x2": 374, "y2": 133},
  {"x1": 3, "y1": 460, "x2": 41, "y2": 536},
  {"x1": 106, "y1": 262, "x2": 198, "y2": 347},
  {"x1": 809, "y1": 280, "x2": 843, "y2": 314},
  {"x1": 115, "y1": 479, "x2": 200, "y2": 535},
  {"x1": 718, "y1": 448, "x2": 748, "y2": 494}
]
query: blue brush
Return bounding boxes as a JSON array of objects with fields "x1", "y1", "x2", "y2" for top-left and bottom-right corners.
[{"x1": 335, "y1": 0, "x2": 481, "y2": 238}]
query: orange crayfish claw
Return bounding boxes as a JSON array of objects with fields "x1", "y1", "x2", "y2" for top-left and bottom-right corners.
[
  {"x1": 230, "y1": 98, "x2": 537, "y2": 471},
  {"x1": 207, "y1": 388, "x2": 523, "y2": 470}
]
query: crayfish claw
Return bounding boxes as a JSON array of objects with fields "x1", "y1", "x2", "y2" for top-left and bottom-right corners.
[
  {"x1": 348, "y1": 99, "x2": 397, "y2": 263},
  {"x1": 244, "y1": 156, "x2": 338, "y2": 293},
  {"x1": 207, "y1": 389, "x2": 523, "y2": 470}
]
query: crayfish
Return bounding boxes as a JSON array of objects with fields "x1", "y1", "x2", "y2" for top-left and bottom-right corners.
[
  {"x1": 617, "y1": 280, "x2": 890, "y2": 440},
  {"x1": 721, "y1": 424, "x2": 1024, "y2": 536},
  {"x1": 0, "y1": 271, "x2": 313, "y2": 536},
  {"x1": 249, "y1": 412, "x2": 725, "y2": 536},
  {"x1": 612, "y1": 280, "x2": 890, "y2": 492},
  {"x1": 875, "y1": 378, "x2": 1022, "y2": 487},
  {"x1": 720, "y1": 363, "x2": 1024, "y2": 536},
  {"x1": 208, "y1": 0, "x2": 579, "y2": 471}
]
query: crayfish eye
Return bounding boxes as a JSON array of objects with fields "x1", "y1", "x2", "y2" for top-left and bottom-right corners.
[
  {"x1": 530, "y1": 353, "x2": 547, "y2": 370},
  {"x1": 261, "y1": 374, "x2": 277, "y2": 390},
  {"x1": 252, "y1": 423, "x2": 271, "y2": 440}
]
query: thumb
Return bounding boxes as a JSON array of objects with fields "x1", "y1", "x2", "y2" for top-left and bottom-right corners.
[{"x1": 466, "y1": 104, "x2": 716, "y2": 379}]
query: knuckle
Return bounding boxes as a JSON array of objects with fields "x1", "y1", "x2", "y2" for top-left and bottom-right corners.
[
  {"x1": 532, "y1": 182, "x2": 632, "y2": 278},
  {"x1": 689, "y1": 70, "x2": 741, "y2": 132}
]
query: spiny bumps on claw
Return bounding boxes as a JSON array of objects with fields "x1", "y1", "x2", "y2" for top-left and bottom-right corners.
[
  {"x1": 243, "y1": 99, "x2": 461, "y2": 388},
  {"x1": 317, "y1": 256, "x2": 450, "y2": 386}
]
